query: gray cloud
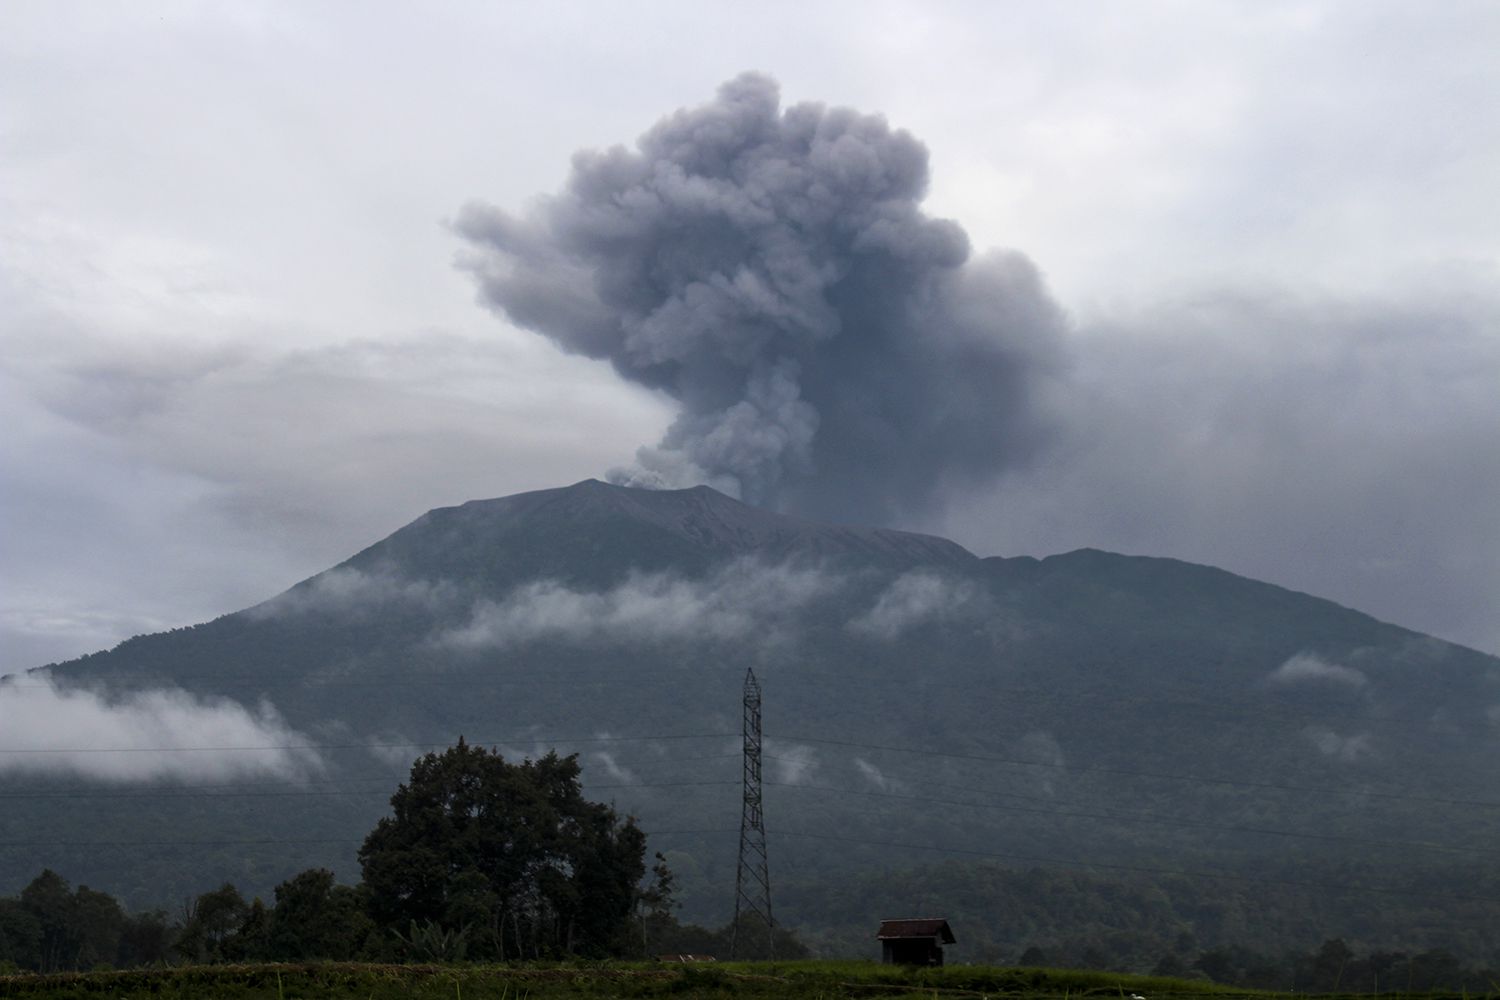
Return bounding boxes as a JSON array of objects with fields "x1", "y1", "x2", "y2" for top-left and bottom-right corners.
[
  {"x1": 364, "y1": 734, "x2": 423, "y2": 769},
  {"x1": 943, "y1": 285, "x2": 1500, "y2": 655},
  {"x1": 0, "y1": 674, "x2": 323, "y2": 783},
  {"x1": 1015, "y1": 730, "x2": 1067, "y2": 797},
  {"x1": 457, "y1": 73, "x2": 1067, "y2": 525},
  {"x1": 436, "y1": 558, "x2": 839, "y2": 650},
  {"x1": 767, "y1": 742, "x2": 819, "y2": 786},
  {"x1": 1304, "y1": 726, "x2": 1375, "y2": 763},
  {"x1": 5, "y1": 6, "x2": 1496, "y2": 678},
  {"x1": 246, "y1": 566, "x2": 455, "y2": 622},
  {"x1": 853, "y1": 756, "x2": 897, "y2": 792},
  {"x1": 1268, "y1": 652, "x2": 1368, "y2": 689},
  {"x1": 0, "y1": 327, "x2": 664, "y2": 672},
  {"x1": 847, "y1": 571, "x2": 985, "y2": 641},
  {"x1": 587, "y1": 748, "x2": 637, "y2": 785}
]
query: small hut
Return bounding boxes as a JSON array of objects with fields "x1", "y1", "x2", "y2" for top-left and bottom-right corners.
[{"x1": 875, "y1": 918, "x2": 955, "y2": 966}]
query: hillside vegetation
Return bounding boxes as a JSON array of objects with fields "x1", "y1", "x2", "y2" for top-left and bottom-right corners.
[
  {"x1": 1, "y1": 960, "x2": 1489, "y2": 1000},
  {"x1": 5, "y1": 481, "x2": 1498, "y2": 967}
]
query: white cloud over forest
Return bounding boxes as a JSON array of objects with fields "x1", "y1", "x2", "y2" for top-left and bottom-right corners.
[
  {"x1": 0, "y1": 674, "x2": 324, "y2": 783},
  {"x1": 437, "y1": 559, "x2": 839, "y2": 649},
  {"x1": 1304, "y1": 726, "x2": 1375, "y2": 763},
  {"x1": 1269, "y1": 652, "x2": 1368, "y2": 688},
  {"x1": 847, "y1": 572, "x2": 985, "y2": 640}
]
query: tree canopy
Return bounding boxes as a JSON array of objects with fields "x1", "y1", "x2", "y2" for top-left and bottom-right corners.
[{"x1": 357, "y1": 739, "x2": 645, "y2": 959}]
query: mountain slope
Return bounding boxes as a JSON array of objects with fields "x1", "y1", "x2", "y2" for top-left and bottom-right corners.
[
  {"x1": 5, "y1": 480, "x2": 1499, "y2": 960},
  {"x1": 372, "y1": 479, "x2": 978, "y2": 574}
]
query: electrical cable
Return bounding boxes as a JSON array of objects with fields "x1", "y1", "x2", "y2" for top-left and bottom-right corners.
[
  {"x1": 768, "y1": 733, "x2": 1500, "y2": 809},
  {"x1": 765, "y1": 779, "x2": 1500, "y2": 858},
  {"x1": 772, "y1": 829, "x2": 1500, "y2": 906}
]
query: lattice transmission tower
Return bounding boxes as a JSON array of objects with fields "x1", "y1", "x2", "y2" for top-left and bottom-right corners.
[{"x1": 730, "y1": 667, "x2": 775, "y2": 959}]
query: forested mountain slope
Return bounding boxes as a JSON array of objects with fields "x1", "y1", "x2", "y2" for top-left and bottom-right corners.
[{"x1": 5, "y1": 480, "x2": 1497, "y2": 963}]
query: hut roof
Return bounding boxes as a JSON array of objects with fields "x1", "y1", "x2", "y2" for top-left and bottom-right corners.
[{"x1": 875, "y1": 918, "x2": 955, "y2": 944}]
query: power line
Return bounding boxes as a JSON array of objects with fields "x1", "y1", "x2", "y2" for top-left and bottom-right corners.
[
  {"x1": 4, "y1": 764, "x2": 1493, "y2": 914},
  {"x1": 773, "y1": 829, "x2": 1500, "y2": 907},
  {"x1": 5, "y1": 723, "x2": 1495, "y2": 810},
  {"x1": 19, "y1": 764, "x2": 1487, "y2": 866},
  {"x1": 769, "y1": 733, "x2": 1500, "y2": 810},
  {"x1": 5, "y1": 722, "x2": 1496, "y2": 811},
  {"x1": 0, "y1": 828, "x2": 743, "y2": 851},
  {"x1": 9, "y1": 669, "x2": 1471, "y2": 739},
  {"x1": 766, "y1": 780, "x2": 1500, "y2": 859},
  {"x1": 0, "y1": 752, "x2": 738, "y2": 800},
  {"x1": 0, "y1": 777, "x2": 739, "y2": 802},
  {"x1": 6, "y1": 819, "x2": 1492, "y2": 912},
  {"x1": 0, "y1": 775, "x2": 398, "y2": 796},
  {"x1": 763, "y1": 753, "x2": 1500, "y2": 856},
  {"x1": 3, "y1": 664, "x2": 759, "y2": 689},
  {"x1": 0, "y1": 731, "x2": 731, "y2": 755}
]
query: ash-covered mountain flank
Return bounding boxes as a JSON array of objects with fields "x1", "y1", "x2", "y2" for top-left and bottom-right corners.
[
  {"x1": 7, "y1": 480, "x2": 1500, "y2": 959},
  {"x1": 350, "y1": 478, "x2": 977, "y2": 587}
]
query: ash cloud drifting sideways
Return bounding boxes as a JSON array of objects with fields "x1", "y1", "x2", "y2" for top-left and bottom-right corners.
[{"x1": 457, "y1": 72, "x2": 1066, "y2": 525}]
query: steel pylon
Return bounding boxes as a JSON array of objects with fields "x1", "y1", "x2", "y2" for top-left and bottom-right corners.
[{"x1": 730, "y1": 667, "x2": 774, "y2": 959}]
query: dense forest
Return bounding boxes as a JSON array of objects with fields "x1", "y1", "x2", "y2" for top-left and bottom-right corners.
[
  {"x1": 3, "y1": 742, "x2": 1497, "y2": 990},
  {"x1": 777, "y1": 858, "x2": 1500, "y2": 970},
  {"x1": 17, "y1": 484, "x2": 1498, "y2": 899},
  {"x1": 7, "y1": 484, "x2": 1499, "y2": 979},
  {"x1": 3, "y1": 864, "x2": 1497, "y2": 992},
  {"x1": 0, "y1": 741, "x2": 802, "y2": 975}
]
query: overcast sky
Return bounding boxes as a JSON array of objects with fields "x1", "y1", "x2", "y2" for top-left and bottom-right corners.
[{"x1": 4, "y1": 0, "x2": 1498, "y2": 675}]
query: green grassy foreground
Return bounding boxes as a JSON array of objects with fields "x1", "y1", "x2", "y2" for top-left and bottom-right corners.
[{"x1": 0, "y1": 961, "x2": 1487, "y2": 1000}]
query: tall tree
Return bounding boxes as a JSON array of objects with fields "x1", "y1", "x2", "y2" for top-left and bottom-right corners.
[
  {"x1": 267, "y1": 868, "x2": 373, "y2": 960},
  {"x1": 115, "y1": 910, "x2": 173, "y2": 968},
  {"x1": 67, "y1": 886, "x2": 124, "y2": 969},
  {"x1": 173, "y1": 883, "x2": 247, "y2": 963},
  {"x1": 19, "y1": 870, "x2": 73, "y2": 972},
  {"x1": 0, "y1": 897, "x2": 42, "y2": 970},
  {"x1": 636, "y1": 851, "x2": 678, "y2": 956},
  {"x1": 358, "y1": 739, "x2": 646, "y2": 958},
  {"x1": 12, "y1": 870, "x2": 124, "y2": 973}
]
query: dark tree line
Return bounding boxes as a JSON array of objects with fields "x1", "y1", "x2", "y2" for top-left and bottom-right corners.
[
  {"x1": 0, "y1": 868, "x2": 383, "y2": 972},
  {"x1": 0, "y1": 869, "x2": 172, "y2": 973},
  {"x1": 1, "y1": 741, "x2": 801, "y2": 972},
  {"x1": 1004, "y1": 938, "x2": 1498, "y2": 993},
  {"x1": 1175, "y1": 938, "x2": 1494, "y2": 993}
]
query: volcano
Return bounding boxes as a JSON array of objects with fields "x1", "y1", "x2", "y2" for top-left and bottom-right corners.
[{"x1": 7, "y1": 480, "x2": 1499, "y2": 960}]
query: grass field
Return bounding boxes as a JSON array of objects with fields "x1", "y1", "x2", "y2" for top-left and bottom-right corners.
[{"x1": 0, "y1": 961, "x2": 1487, "y2": 1000}]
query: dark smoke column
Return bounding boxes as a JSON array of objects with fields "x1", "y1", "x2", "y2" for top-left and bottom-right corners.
[{"x1": 457, "y1": 73, "x2": 1067, "y2": 525}]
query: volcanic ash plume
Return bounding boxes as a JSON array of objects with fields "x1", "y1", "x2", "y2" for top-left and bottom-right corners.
[{"x1": 457, "y1": 72, "x2": 1067, "y2": 524}]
